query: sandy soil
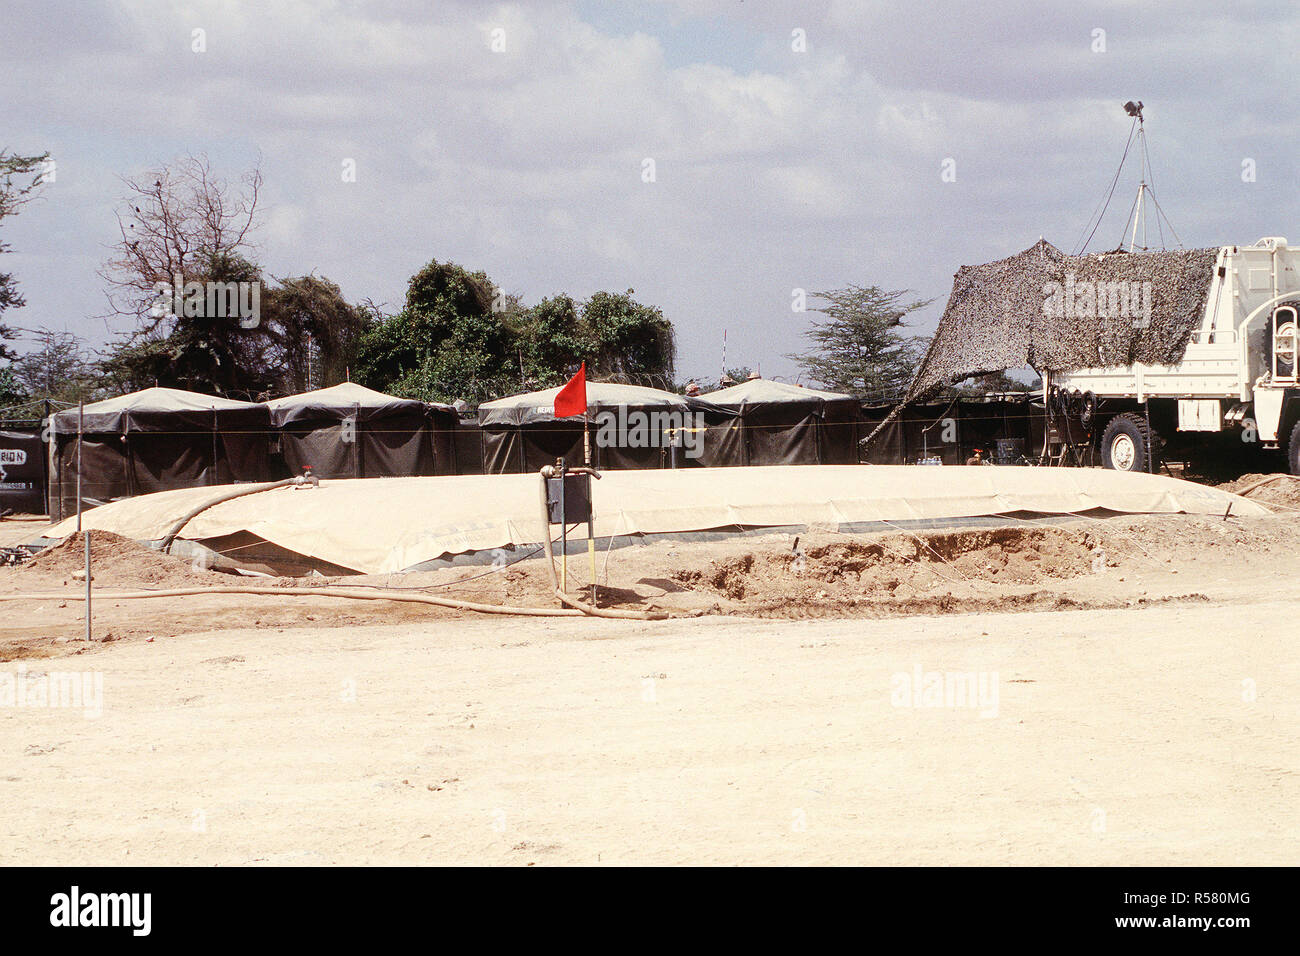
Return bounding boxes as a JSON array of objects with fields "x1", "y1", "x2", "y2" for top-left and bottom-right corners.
[{"x1": 1, "y1": 505, "x2": 1297, "y2": 865}]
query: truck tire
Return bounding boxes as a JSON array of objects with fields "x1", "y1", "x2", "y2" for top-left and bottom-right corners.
[
  {"x1": 1288, "y1": 420, "x2": 1300, "y2": 476},
  {"x1": 1101, "y1": 412, "x2": 1160, "y2": 473}
]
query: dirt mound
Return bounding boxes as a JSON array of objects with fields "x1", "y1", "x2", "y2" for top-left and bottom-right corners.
[
  {"x1": 1218, "y1": 473, "x2": 1300, "y2": 510},
  {"x1": 673, "y1": 526, "x2": 1102, "y2": 605},
  {"x1": 16, "y1": 530, "x2": 223, "y2": 589}
]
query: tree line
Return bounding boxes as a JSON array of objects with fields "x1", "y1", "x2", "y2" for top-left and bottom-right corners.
[{"x1": 1, "y1": 151, "x2": 944, "y2": 416}]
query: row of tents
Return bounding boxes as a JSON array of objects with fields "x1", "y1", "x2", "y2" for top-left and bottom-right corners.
[{"x1": 29, "y1": 380, "x2": 1041, "y2": 520}]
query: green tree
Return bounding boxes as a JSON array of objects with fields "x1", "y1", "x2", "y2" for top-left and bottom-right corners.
[
  {"x1": 1, "y1": 150, "x2": 51, "y2": 369},
  {"x1": 355, "y1": 259, "x2": 515, "y2": 403},
  {"x1": 789, "y1": 286, "x2": 932, "y2": 397},
  {"x1": 355, "y1": 261, "x2": 679, "y2": 404},
  {"x1": 514, "y1": 294, "x2": 586, "y2": 389},
  {"x1": 260, "y1": 275, "x2": 371, "y2": 394},
  {"x1": 0, "y1": 367, "x2": 25, "y2": 416},
  {"x1": 581, "y1": 291, "x2": 675, "y2": 387}
]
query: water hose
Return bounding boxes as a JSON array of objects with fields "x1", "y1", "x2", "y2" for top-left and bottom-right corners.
[
  {"x1": 28, "y1": 472, "x2": 672, "y2": 620},
  {"x1": 553, "y1": 587, "x2": 671, "y2": 621},
  {"x1": 0, "y1": 585, "x2": 582, "y2": 617},
  {"x1": 157, "y1": 477, "x2": 306, "y2": 553},
  {"x1": 1234, "y1": 473, "x2": 1300, "y2": 497}
]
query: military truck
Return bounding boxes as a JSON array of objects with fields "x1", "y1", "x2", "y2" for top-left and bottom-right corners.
[{"x1": 1052, "y1": 237, "x2": 1300, "y2": 474}]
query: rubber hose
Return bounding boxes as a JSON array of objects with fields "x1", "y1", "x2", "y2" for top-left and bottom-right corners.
[
  {"x1": 157, "y1": 478, "x2": 302, "y2": 553},
  {"x1": 554, "y1": 588, "x2": 672, "y2": 621},
  {"x1": 0, "y1": 584, "x2": 583, "y2": 617},
  {"x1": 1235, "y1": 473, "x2": 1300, "y2": 497}
]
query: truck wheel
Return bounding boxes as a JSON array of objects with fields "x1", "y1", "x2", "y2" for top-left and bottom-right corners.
[
  {"x1": 1101, "y1": 412, "x2": 1160, "y2": 473},
  {"x1": 1288, "y1": 420, "x2": 1300, "y2": 476}
]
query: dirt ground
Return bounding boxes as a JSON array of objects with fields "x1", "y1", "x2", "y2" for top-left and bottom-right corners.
[{"x1": 0, "y1": 494, "x2": 1298, "y2": 865}]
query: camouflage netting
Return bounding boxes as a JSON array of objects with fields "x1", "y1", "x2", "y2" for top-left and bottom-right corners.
[{"x1": 907, "y1": 240, "x2": 1221, "y2": 399}]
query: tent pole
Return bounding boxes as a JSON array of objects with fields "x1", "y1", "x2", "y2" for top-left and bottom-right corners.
[
  {"x1": 48, "y1": 409, "x2": 58, "y2": 521},
  {"x1": 42, "y1": 399, "x2": 50, "y2": 517},
  {"x1": 84, "y1": 527, "x2": 92, "y2": 642}
]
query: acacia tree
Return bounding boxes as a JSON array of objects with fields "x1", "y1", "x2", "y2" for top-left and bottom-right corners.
[{"x1": 789, "y1": 286, "x2": 932, "y2": 397}]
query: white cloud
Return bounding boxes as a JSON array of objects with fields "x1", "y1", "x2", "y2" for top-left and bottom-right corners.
[{"x1": 2, "y1": 0, "x2": 1298, "y2": 383}]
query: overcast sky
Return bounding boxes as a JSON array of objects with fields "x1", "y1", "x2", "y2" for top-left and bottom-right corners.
[{"x1": 3, "y1": 0, "x2": 1297, "y2": 386}]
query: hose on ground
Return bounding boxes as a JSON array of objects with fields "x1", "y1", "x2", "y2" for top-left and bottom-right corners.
[
  {"x1": 553, "y1": 587, "x2": 671, "y2": 620},
  {"x1": 1234, "y1": 473, "x2": 1300, "y2": 497},
  {"x1": 157, "y1": 477, "x2": 304, "y2": 554},
  {"x1": 0, "y1": 585, "x2": 583, "y2": 617},
  {"x1": 537, "y1": 468, "x2": 562, "y2": 594}
]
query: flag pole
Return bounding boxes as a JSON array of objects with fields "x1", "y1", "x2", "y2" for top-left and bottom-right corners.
[{"x1": 584, "y1": 409, "x2": 597, "y2": 606}]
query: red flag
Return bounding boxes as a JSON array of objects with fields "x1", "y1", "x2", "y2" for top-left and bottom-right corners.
[{"x1": 553, "y1": 362, "x2": 587, "y2": 418}]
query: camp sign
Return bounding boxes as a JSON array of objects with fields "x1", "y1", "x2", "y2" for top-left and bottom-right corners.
[{"x1": 0, "y1": 431, "x2": 45, "y2": 513}]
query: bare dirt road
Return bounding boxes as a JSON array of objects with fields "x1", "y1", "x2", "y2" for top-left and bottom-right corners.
[{"x1": 1, "y1": 508, "x2": 1296, "y2": 866}]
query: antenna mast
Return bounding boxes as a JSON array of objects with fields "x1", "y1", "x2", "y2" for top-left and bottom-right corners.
[
  {"x1": 1074, "y1": 100, "x2": 1183, "y2": 255},
  {"x1": 1124, "y1": 101, "x2": 1150, "y2": 252}
]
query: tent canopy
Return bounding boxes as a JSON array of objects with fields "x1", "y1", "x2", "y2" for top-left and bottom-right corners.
[
  {"x1": 265, "y1": 382, "x2": 453, "y2": 426},
  {"x1": 702, "y1": 378, "x2": 860, "y2": 466},
  {"x1": 47, "y1": 387, "x2": 270, "y2": 521},
  {"x1": 265, "y1": 382, "x2": 456, "y2": 479},
  {"x1": 52, "y1": 386, "x2": 267, "y2": 434},
  {"x1": 479, "y1": 382, "x2": 702, "y2": 426},
  {"x1": 704, "y1": 379, "x2": 852, "y2": 405}
]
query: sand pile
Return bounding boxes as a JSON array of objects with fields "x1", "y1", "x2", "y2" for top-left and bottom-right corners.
[
  {"x1": 1218, "y1": 474, "x2": 1300, "y2": 510},
  {"x1": 16, "y1": 530, "x2": 223, "y2": 589},
  {"x1": 673, "y1": 525, "x2": 1107, "y2": 615}
]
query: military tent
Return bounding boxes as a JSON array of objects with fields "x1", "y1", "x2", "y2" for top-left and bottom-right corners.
[
  {"x1": 703, "y1": 379, "x2": 861, "y2": 465},
  {"x1": 477, "y1": 382, "x2": 732, "y2": 473},
  {"x1": 265, "y1": 382, "x2": 458, "y2": 479},
  {"x1": 49, "y1": 387, "x2": 270, "y2": 521}
]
